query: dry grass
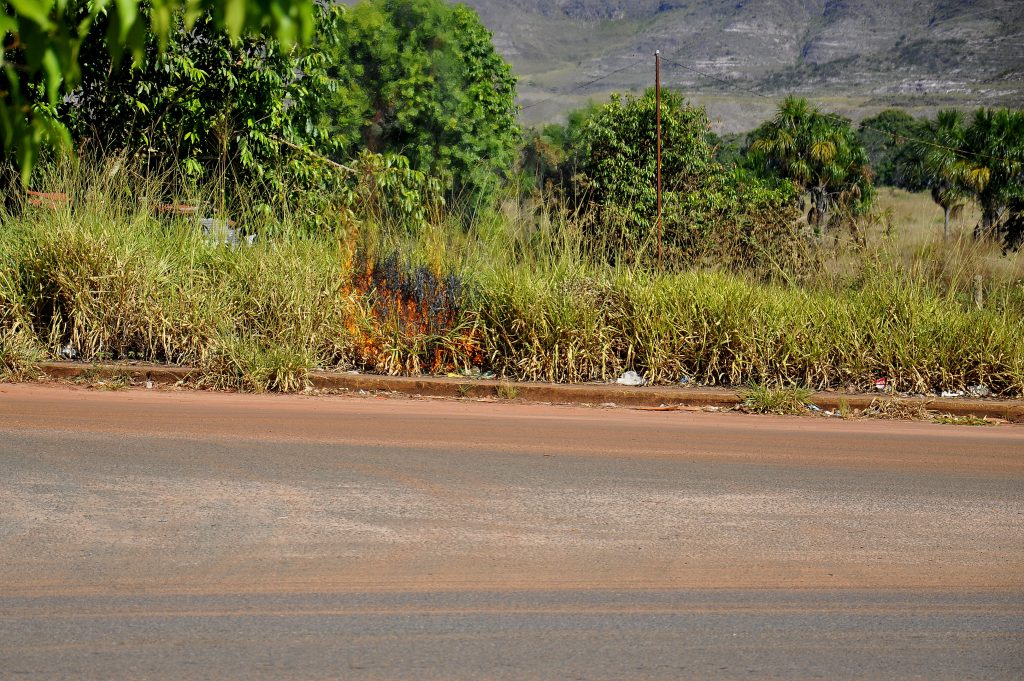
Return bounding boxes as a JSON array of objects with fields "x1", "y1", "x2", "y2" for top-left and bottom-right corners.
[
  {"x1": 862, "y1": 397, "x2": 935, "y2": 421},
  {"x1": 817, "y1": 189, "x2": 1024, "y2": 308}
]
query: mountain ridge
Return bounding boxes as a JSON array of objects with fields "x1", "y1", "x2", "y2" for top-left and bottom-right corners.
[{"x1": 460, "y1": 0, "x2": 1023, "y2": 130}]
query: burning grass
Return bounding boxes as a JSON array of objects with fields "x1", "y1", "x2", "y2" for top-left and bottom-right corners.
[{"x1": 2, "y1": 163, "x2": 1023, "y2": 395}]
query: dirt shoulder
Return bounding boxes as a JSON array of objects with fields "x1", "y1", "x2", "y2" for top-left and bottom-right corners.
[
  {"x1": 26, "y1": 360, "x2": 1024, "y2": 422},
  {"x1": 2, "y1": 382, "x2": 1022, "y2": 475}
]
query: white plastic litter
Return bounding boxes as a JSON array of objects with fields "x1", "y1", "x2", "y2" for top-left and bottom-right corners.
[{"x1": 616, "y1": 371, "x2": 645, "y2": 386}]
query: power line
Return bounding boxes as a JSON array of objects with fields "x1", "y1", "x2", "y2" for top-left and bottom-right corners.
[
  {"x1": 520, "y1": 57, "x2": 646, "y2": 111},
  {"x1": 661, "y1": 57, "x2": 771, "y2": 101}
]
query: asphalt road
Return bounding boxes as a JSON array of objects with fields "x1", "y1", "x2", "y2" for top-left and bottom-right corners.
[{"x1": 1, "y1": 384, "x2": 1022, "y2": 679}]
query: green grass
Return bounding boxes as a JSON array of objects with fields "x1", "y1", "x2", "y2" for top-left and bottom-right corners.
[
  {"x1": 740, "y1": 384, "x2": 815, "y2": 415},
  {"x1": 2, "y1": 162, "x2": 1023, "y2": 396}
]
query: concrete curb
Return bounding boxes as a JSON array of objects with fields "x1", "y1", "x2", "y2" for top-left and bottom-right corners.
[{"x1": 33, "y1": 361, "x2": 1024, "y2": 422}]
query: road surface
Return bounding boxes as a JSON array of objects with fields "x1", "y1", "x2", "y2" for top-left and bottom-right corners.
[{"x1": 1, "y1": 383, "x2": 1022, "y2": 679}]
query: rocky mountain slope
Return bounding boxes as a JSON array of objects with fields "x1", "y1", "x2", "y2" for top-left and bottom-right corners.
[{"x1": 459, "y1": 0, "x2": 1023, "y2": 130}]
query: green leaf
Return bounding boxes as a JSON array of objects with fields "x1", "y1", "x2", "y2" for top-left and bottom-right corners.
[
  {"x1": 114, "y1": 0, "x2": 139, "y2": 41},
  {"x1": 40, "y1": 49, "x2": 63, "y2": 106},
  {"x1": 223, "y1": 0, "x2": 245, "y2": 37},
  {"x1": 7, "y1": 0, "x2": 56, "y2": 31}
]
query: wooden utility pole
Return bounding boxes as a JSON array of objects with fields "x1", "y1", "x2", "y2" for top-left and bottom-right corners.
[{"x1": 655, "y1": 50, "x2": 663, "y2": 269}]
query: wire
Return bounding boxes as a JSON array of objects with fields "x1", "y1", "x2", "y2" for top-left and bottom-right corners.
[
  {"x1": 520, "y1": 57, "x2": 646, "y2": 111},
  {"x1": 661, "y1": 57, "x2": 771, "y2": 101}
]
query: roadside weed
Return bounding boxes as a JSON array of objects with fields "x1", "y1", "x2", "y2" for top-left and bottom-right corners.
[
  {"x1": 497, "y1": 382, "x2": 519, "y2": 400},
  {"x1": 740, "y1": 383, "x2": 815, "y2": 414}
]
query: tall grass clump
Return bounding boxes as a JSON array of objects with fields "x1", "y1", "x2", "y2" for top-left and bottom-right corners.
[
  {"x1": 465, "y1": 191, "x2": 1024, "y2": 395},
  {"x1": 471, "y1": 263, "x2": 1024, "y2": 394},
  {"x1": 741, "y1": 383, "x2": 815, "y2": 414}
]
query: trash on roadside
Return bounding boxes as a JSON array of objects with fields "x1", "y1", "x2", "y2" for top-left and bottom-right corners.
[
  {"x1": 941, "y1": 390, "x2": 965, "y2": 398},
  {"x1": 678, "y1": 375, "x2": 691, "y2": 386},
  {"x1": 616, "y1": 370, "x2": 645, "y2": 386},
  {"x1": 874, "y1": 377, "x2": 888, "y2": 391},
  {"x1": 599, "y1": 402, "x2": 617, "y2": 408},
  {"x1": 145, "y1": 379, "x2": 154, "y2": 389},
  {"x1": 461, "y1": 367, "x2": 495, "y2": 380},
  {"x1": 968, "y1": 384, "x2": 991, "y2": 398},
  {"x1": 60, "y1": 344, "x2": 78, "y2": 360},
  {"x1": 637, "y1": 404, "x2": 701, "y2": 412},
  {"x1": 806, "y1": 403, "x2": 822, "y2": 412},
  {"x1": 27, "y1": 190, "x2": 69, "y2": 208}
]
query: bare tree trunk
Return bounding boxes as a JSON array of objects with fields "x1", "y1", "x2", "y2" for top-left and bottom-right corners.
[
  {"x1": 975, "y1": 206, "x2": 996, "y2": 240},
  {"x1": 810, "y1": 187, "x2": 829, "y2": 233},
  {"x1": 943, "y1": 206, "x2": 950, "y2": 241}
]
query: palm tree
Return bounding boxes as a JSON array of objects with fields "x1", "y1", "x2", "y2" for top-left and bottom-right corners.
[
  {"x1": 963, "y1": 107, "x2": 1024, "y2": 239},
  {"x1": 917, "y1": 108, "x2": 1024, "y2": 242},
  {"x1": 915, "y1": 110, "x2": 969, "y2": 241},
  {"x1": 747, "y1": 96, "x2": 873, "y2": 230}
]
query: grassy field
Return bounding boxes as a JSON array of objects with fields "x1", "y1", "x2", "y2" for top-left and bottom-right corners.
[{"x1": 2, "y1": 168, "x2": 1022, "y2": 396}]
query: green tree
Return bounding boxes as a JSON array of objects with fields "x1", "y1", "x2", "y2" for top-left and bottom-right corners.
[
  {"x1": 66, "y1": 9, "x2": 296, "y2": 185},
  {"x1": 560, "y1": 90, "x2": 802, "y2": 271},
  {"x1": 913, "y1": 109, "x2": 970, "y2": 240},
  {"x1": 520, "y1": 101, "x2": 599, "y2": 193},
  {"x1": 747, "y1": 96, "x2": 874, "y2": 229},
  {"x1": 1, "y1": 0, "x2": 314, "y2": 182},
  {"x1": 308, "y1": 0, "x2": 520, "y2": 200},
  {"x1": 858, "y1": 109, "x2": 926, "y2": 190},
  {"x1": 962, "y1": 107, "x2": 1024, "y2": 239},
  {"x1": 570, "y1": 89, "x2": 718, "y2": 242},
  {"x1": 915, "y1": 107, "x2": 1024, "y2": 243}
]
